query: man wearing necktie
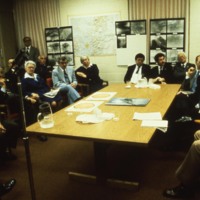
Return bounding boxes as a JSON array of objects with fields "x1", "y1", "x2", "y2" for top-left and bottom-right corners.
[
  {"x1": 173, "y1": 52, "x2": 195, "y2": 84},
  {"x1": 124, "y1": 53, "x2": 151, "y2": 84},
  {"x1": 150, "y1": 52, "x2": 173, "y2": 84},
  {"x1": 52, "y1": 56, "x2": 81, "y2": 104}
]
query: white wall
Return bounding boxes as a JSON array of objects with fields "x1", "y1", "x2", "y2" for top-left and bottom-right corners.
[
  {"x1": 189, "y1": 0, "x2": 200, "y2": 64},
  {"x1": 59, "y1": 0, "x2": 128, "y2": 83}
]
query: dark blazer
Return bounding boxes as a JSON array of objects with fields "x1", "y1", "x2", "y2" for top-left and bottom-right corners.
[
  {"x1": 124, "y1": 64, "x2": 151, "y2": 83},
  {"x1": 173, "y1": 62, "x2": 195, "y2": 84},
  {"x1": 75, "y1": 64, "x2": 103, "y2": 93},
  {"x1": 150, "y1": 63, "x2": 174, "y2": 83},
  {"x1": 21, "y1": 74, "x2": 61, "y2": 103},
  {"x1": 21, "y1": 46, "x2": 40, "y2": 63}
]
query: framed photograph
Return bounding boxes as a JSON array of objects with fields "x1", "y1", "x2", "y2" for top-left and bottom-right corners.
[
  {"x1": 167, "y1": 19, "x2": 184, "y2": 33},
  {"x1": 150, "y1": 35, "x2": 167, "y2": 50},
  {"x1": 130, "y1": 20, "x2": 146, "y2": 35},
  {"x1": 45, "y1": 26, "x2": 75, "y2": 65},
  {"x1": 166, "y1": 49, "x2": 183, "y2": 63},
  {"x1": 45, "y1": 28, "x2": 59, "y2": 41},
  {"x1": 150, "y1": 20, "x2": 167, "y2": 34},
  {"x1": 60, "y1": 41, "x2": 73, "y2": 53},
  {"x1": 167, "y1": 34, "x2": 184, "y2": 48},
  {"x1": 47, "y1": 42, "x2": 60, "y2": 54},
  {"x1": 59, "y1": 27, "x2": 73, "y2": 40},
  {"x1": 115, "y1": 21, "x2": 130, "y2": 36},
  {"x1": 117, "y1": 36, "x2": 126, "y2": 48}
]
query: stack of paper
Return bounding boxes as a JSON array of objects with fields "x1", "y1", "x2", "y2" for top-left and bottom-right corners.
[{"x1": 133, "y1": 112, "x2": 168, "y2": 133}]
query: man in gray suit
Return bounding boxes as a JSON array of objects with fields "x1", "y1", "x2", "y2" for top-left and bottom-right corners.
[
  {"x1": 163, "y1": 130, "x2": 200, "y2": 198},
  {"x1": 52, "y1": 56, "x2": 80, "y2": 104}
]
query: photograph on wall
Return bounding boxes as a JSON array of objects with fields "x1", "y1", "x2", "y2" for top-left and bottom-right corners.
[
  {"x1": 151, "y1": 20, "x2": 167, "y2": 34},
  {"x1": 167, "y1": 19, "x2": 185, "y2": 33},
  {"x1": 167, "y1": 49, "x2": 183, "y2": 63},
  {"x1": 117, "y1": 36, "x2": 126, "y2": 48},
  {"x1": 130, "y1": 21, "x2": 146, "y2": 35},
  {"x1": 167, "y1": 34, "x2": 184, "y2": 48},
  {"x1": 47, "y1": 42, "x2": 60, "y2": 54},
  {"x1": 59, "y1": 27, "x2": 73, "y2": 40},
  {"x1": 45, "y1": 28, "x2": 59, "y2": 41},
  {"x1": 60, "y1": 41, "x2": 73, "y2": 53},
  {"x1": 45, "y1": 26, "x2": 75, "y2": 65},
  {"x1": 115, "y1": 21, "x2": 130, "y2": 36},
  {"x1": 150, "y1": 35, "x2": 167, "y2": 50}
]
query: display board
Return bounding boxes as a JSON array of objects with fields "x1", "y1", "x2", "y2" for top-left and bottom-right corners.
[
  {"x1": 115, "y1": 20, "x2": 147, "y2": 65},
  {"x1": 150, "y1": 18, "x2": 185, "y2": 64},
  {"x1": 45, "y1": 26, "x2": 74, "y2": 65}
]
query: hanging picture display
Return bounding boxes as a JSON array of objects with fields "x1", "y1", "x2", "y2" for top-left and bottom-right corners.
[
  {"x1": 45, "y1": 26, "x2": 74, "y2": 66},
  {"x1": 150, "y1": 18, "x2": 185, "y2": 64},
  {"x1": 115, "y1": 20, "x2": 147, "y2": 65}
]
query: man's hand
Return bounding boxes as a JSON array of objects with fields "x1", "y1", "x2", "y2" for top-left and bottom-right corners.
[
  {"x1": 76, "y1": 72, "x2": 87, "y2": 78},
  {"x1": 31, "y1": 93, "x2": 40, "y2": 100},
  {"x1": 0, "y1": 123, "x2": 6, "y2": 134},
  {"x1": 70, "y1": 83, "x2": 77, "y2": 88}
]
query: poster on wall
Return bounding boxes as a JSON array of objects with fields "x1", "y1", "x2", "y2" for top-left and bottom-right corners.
[
  {"x1": 115, "y1": 20, "x2": 146, "y2": 65},
  {"x1": 150, "y1": 18, "x2": 185, "y2": 64},
  {"x1": 45, "y1": 26, "x2": 75, "y2": 66}
]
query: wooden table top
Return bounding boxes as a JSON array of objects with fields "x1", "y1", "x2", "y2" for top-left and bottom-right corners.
[{"x1": 26, "y1": 83, "x2": 180, "y2": 146}]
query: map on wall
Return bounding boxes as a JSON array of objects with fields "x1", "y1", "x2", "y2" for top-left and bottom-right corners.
[{"x1": 69, "y1": 13, "x2": 120, "y2": 56}]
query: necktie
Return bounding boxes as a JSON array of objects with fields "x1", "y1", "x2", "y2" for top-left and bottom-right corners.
[
  {"x1": 63, "y1": 70, "x2": 70, "y2": 83},
  {"x1": 136, "y1": 66, "x2": 141, "y2": 74},
  {"x1": 26, "y1": 47, "x2": 29, "y2": 55}
]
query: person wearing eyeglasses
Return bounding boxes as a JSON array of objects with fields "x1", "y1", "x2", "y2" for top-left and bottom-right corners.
[{"x1": 52, "y1": 56, "x2": 81, "y2": 104}]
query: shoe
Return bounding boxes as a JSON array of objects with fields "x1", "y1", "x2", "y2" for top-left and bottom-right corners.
[
  {"x1": 175, "y1": 116, "x2": 192, "y2": 123},
  {"x1": 0, "y1": 151, "x2": 17, "y2": 161},
  {"x1": 37, "y1": 135, "x2": 48, "y2": 142},
  {"x1": 163, "y1": 184, "x2": 194, "y2": 198},
  {"x1": 0, "y1": 179, "x2": 16, "y2": 196}
]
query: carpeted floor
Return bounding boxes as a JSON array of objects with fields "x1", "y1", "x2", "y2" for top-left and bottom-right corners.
[{"x1": 0, "y1": 132, "x2": 199, "y2": 200}]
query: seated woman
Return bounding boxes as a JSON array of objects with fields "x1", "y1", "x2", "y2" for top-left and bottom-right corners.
[
  {"x1": 75, "y1": 56, "x2": 104, "y2": 95},
  {"x1": 21, "y1": 60, "x2": 62, "y2": 109}
]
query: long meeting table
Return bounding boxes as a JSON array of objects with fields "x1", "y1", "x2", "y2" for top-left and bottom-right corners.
[{"x1": 26, "y1": 83, "x2": 180, "y2": 190}]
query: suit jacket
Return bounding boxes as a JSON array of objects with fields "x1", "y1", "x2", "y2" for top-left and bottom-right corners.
[
  {"x1": 124, "y1": 64, "x2": 151, "y2": 83},
  {"x1": 0, "y1": 88, "x2": 8, "y2": 122},
  {"x1": 22, "y1": 46, "x2": 40, "y2": 63},
  {"x1": 150, "y1": 63, "x2": 174, "y2": 83},
  {"x1": 173, "y1": 62, "x2": 195, "y2": 84},
  {"x1": 52, "y1": 66, "x2": 77, "y2": 88}
]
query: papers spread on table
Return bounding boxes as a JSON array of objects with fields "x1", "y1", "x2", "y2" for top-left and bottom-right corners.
[
  {"x1": 133, "y1": 112, "x2": 168, "y2": 133},
  {"x1": 86, "y1": 92, "x2": 117, "y2": 101},
  {"x1": 65, "y1": 100, "x2": 103, "y2": 113},
  {"x1": 133, "y1": 112, "x2": 162, "y2": 120},
  {"x1": 106, "y1": 98, "x2": 150, "y2": 106}
]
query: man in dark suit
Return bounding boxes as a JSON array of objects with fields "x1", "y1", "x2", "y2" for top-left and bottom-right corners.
[
  {"x1": 173, "y1": 52, "x2": 195, "y2": 84},
  {"x1": 124, "y1": 53, "x2": 151, "y2": 84},
  {"x1": 150, "y1": 52, "x2": 174, "y2": 84},
  {"x1": 163, "y1": 130, "x2": 200, "y2": 198}
]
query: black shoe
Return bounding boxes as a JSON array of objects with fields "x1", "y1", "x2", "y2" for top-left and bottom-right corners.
[
  {"x1": 163, "y1": 185, "x2": 194, "y2": 198},
  {"x1": 37, "y1": 135, "x2": 48, "y2": 142},
  {"x1": 0, "y1": 152, "x2": 17, "y2": 161},
  {"x1": 0, "y1": 179, "x2": 16, "y2": 196}
]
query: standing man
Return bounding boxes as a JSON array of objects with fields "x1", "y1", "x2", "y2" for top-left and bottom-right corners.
[
  {"x1": 173, "y1": 52, "x2": 195, "y2": 84},
  {"x1": 52, "y1": 56, "x2": 80, "y2": 105},
  {"x1": 124, "y1": 53, "x2": 151, "y2": 84},
  {"x1": 150, "y1": 53, "x2": 174, "y2": 84},
  {"x1": 76, "y1": 56, "x2": 104, "y2": 94}
]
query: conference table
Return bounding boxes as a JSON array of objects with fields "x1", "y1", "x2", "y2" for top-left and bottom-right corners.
[{"x1": 26, "y1": 83, "x2": 180, "y2": 190}]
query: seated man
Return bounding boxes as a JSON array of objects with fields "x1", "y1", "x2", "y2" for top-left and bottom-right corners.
[
  {"x1": 173, "y1": 52, "x2": 195, "y2": 84},
  {"x1": 150, "y1": 53, "x2": 174, "y2": 84},
  {"x1": 0, "y1": 77, "x2": 20, "y2": 161},
  {"x1": 35, "y1": 55, "x2": 53, "y2": 82},
  {"x1": 0, "y1": 178, "x2": 16, "y2": 197},
  {"x1": 52, "y1": 56, "x2": 80, "y2": 104},
  {"x1": 163, "y1": 130, "x2": 200, "y2": 198},
  {"x1": 124, "y1": 53, "x2": 151, "y2": 84},
  {"x1": 76, "y1": 56, "x2": 104, "y2": 94}
]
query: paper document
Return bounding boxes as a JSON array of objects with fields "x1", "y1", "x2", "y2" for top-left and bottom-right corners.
[
  {"x1": 141, "y1": 120, "x2": 168, "y2": 128},
  {"x1": 133, "y1": 112, "x2": 162, "y2": 120}
]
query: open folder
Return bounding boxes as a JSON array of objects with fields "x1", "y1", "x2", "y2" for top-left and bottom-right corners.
[{"x1": 106, "y1": 98, "x2": 150, "y2": 106}]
